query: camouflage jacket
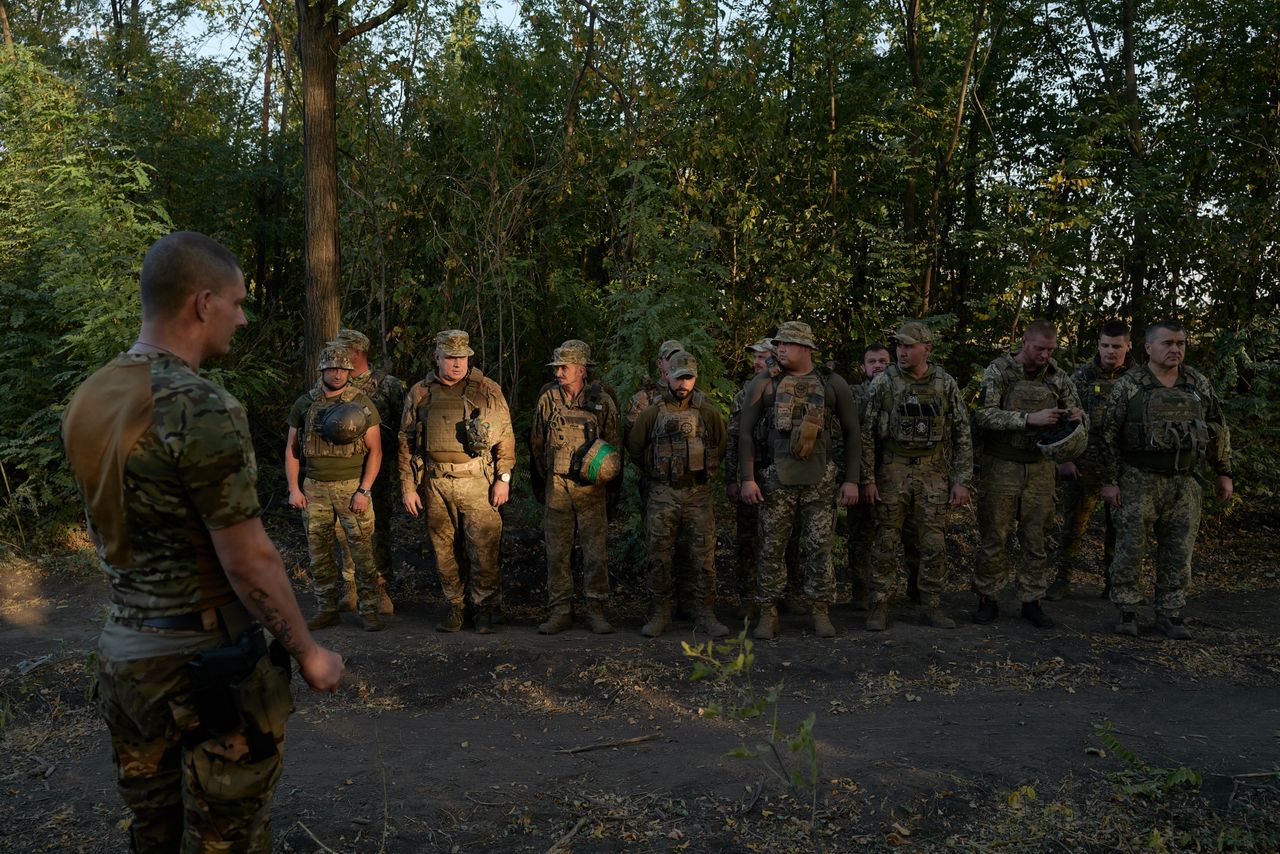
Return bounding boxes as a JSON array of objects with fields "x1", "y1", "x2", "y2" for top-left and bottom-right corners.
[
  {"x1": 860, "y1": 364, "x2": 974, "y2": 488},
  {"x1": 350, "y1": 368, "x2": 406, "y2": 440},
  {"x1": 398, "y1": 367, "x2": 515, "y2": 494},
  {"x1": 531, "y1": 381, "x2": 620, "y2": 479},
  {"x1": 1071, "y1": 359, "x2": 1128, "y2": 444},
  {"x1": 623, "y1": 377, "x2": 664, "y2": 445},
  {"x1": 626, "y1": 384, "x2": 728, "y2": 482},
  {"x1": 974, "y1": 352, "x2": 1083, "y2": 438},
  {"x1": 61, "y1": 351, "x2": 260, "y2": 622},
  {"x1": 724, "y1": 383, "x2": 749, "y2": 484}
]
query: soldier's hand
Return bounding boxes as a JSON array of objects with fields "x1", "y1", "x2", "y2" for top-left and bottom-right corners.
[
  {"x1": 1026, "y1": 408, "x2": 1064, "y2": 428},
  {"x1": 1216, "y1": 475, "x2": 1233, "y2": 502},
  {"x1": 287, "y1": 488, "x2": 307, "y2": 509},
  {"x1": 299, "y1": 646, "x2": 344, "y2": 694},
  {"x1": 726, "y1": 482, "x2": 740, "y2": 502},
  {"x1": 350, "y1": 491, "x2": 370, "y2": 513},
  {"x1": 949, "y1": 484, "x2": 971, "y2": 507},
  {"x1": 861, "y1": 483, "x2": 880, "y2": 504},
  {"x1": 1057, "y1": 461, "x2": 1080, "y2": 479},
  {"x1": 739, "y1": 480, "x2": 763, "y2": 505},
  {"x1": 1101, "y1": 484, "x2": 1121, "y2": 508},
  {"x1": 491, "y1": 480, "x2": 510, "y2": 508},
  {"x1": 403, "y1": 491, "x2": 424, "y2": 516},
  {"x1": 839, "y1": 482, "x2": 859, "y2": 507}
]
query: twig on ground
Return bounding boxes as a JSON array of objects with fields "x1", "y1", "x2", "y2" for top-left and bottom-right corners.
[
  {"x1": 741, "y1": 780, "x2": 764, "y2": 815},
  {"x1": 465, "y1": 792, "x2": 507, "y2": 807},
  {"x1": 555, "y1": 733, "x2": 660, "y2": 754},
  {"x1": 295, "y1": 821, "x2": 340, "y2": 853},
  {"x1": 545, "y1": 816, "x2": 588, "y2": 853}
]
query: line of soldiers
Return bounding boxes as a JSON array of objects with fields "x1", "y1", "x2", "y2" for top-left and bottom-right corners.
[{"x1": 288, "y1": 317, "x2": 1232, "y2": 642}]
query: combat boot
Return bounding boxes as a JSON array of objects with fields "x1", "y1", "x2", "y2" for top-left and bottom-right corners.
[
  {"x1": 307, "y1": 610, "x2": 341, "y2": 630},
  {"x1": 1044, "y1": 574, "x2": 1071, "y2": 602},
  {"x1": 362, "y1": 612, "x2": 384, "y2": 632},
  {"x1": 694, "y1": 608, "x2": 730, "y2": 638},
  {"x1": 585, "y1": 602, "x2": 614, "y2": 635},
  {"x1": 538, "y1": 608, "x2": 573, "y2": 635},
  {"x1": 753, "y1": 603, "x2": 779, "y2": 640},
  {"x1": 973, "y1": 595, "x2": 999, "y2": 625},
  {"x1": 811, "y1": 602, "x2": 836, "y2": 638},
  {"x1": 1113, "y1": 610, "x2": 1138, "y2": 637},
  {"x1": 436, "y1": 603, "x2": 464, "y2": 633},
  {"x1": 921, "y1": 605, "x2": 956, "y2": 629},
  {"x1": 1020, "y1": 599, "x2": 1055, "y2": 630},
  {"x1": 339, "y1": 588, "x2": 357, "y2": 612},
  {"x1": 865, "y1": 600, "x2": 889, "y2": 631},
  {"x1": 1156, "y1": 613, "x2": 1193, "y2": 640},
  {"x1": 640, "y1": 602, "x2": 671, "y2": 638},
  {"x1": 376, "y1": 585, "x2": 395, "y2": 615},
  {"x1": 906, "y1": 571, "x2": 921, "y2": 605}
]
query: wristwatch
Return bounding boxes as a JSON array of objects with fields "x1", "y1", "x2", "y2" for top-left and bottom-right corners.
[
  {"x1": 499, "y1": 472, "x2": 512, "y2": 483},
  {"x1": 356, "y1": 487, "x2": 372, "y2": 497}
]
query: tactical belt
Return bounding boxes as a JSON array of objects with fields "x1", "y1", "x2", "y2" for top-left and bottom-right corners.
[
  {"x1": 111, "y1": 601, "x2": 254, "y2": 635},
  {"x1": 1122, "y1": 450, "x2": 1197, "y2": 475},
  {"x1": 422, "y1": 457, "x2": 485, "y2": 478},
  {"x1": 882, "y1": 451, "x2": 934, "y2": 466},
  {"x1": 982, "y1": 442, "x2": 1043, "y2": 464}
]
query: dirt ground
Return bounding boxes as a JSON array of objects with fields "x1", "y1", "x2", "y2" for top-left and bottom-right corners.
[{"x1": 2, "y1": 500, "x2": 1278, "y2": 852}]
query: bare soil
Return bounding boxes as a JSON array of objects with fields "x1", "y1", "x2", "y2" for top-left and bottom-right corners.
[{"x1": 2, "y1": 502, "x2": 1278, "y2": 852}]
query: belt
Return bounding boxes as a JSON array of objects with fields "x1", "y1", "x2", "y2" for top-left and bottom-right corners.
[
  {"x1": 111, "y1": 601, "x2": 254, "y2": 634},
  {"x1": 423, "y1": 458, "x2": 486, "y2": 478}
]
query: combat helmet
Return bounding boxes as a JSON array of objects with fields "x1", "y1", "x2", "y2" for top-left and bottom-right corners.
[
  {"x1": 571, "y1": 439, "x2": 622, "y2": 484},
  {"x1": 318, "y1": 346, "x2": 354, "y2": 372},
  {"x1": 319, "y1": 402, "x2": 368, "y2": 445},
  {"x1": 1038, "y1": 418, "x2": 1087, "y2": 462}
]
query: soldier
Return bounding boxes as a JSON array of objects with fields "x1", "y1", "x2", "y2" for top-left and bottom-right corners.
[
  {"x1": 398, "y1": 330, "x2": 514, "y2": 633},
  {"x1": 860, "y1": 322, "x2": 973, "y2": 630},
  {"x1": 1100, "y1": 321, "x2": 1233, "y2": 639},
  {"x1": 972, "y1": 319, "x2": 1085, "y2": 629},
  {"x1": 62, "y1": 232, "x2": 343, "y2": 851},
  {"x1": 328, "y1": 328, "x2": 404, "y2": 614},
  {"x1": 285, "y1": 346, "x2": 385, "y2": 631},
  {"x1": 531, "y1": 340, "x2": 621, "y2": 635},
  {"x1": 1046, "y1": 320, "x2": 1132, "y2": 600},
  {"x1": 847, "y1": 343, "x2": 891, "y2": 609},
  {"x1": 627, "y1": 351, "x2": 730, "y2": 638},
  {"x1": 726, "y1": 338, "x2": 775, "y2": 612},
  {"x1": 738, "y1": 320, "x2": 862, "y2": 639},
  {"x1": 623, "y1": 339, "x2": 687, "y2": 442}
]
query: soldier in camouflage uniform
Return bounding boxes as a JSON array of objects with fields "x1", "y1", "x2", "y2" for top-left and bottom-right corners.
[
  {"x1": 286, "y1": 346, "x2": 385, "y2": 631},
  {"x1": 1046, "y1": 321, "x2": 1132, "y2": 600},
  {"x1": 327, "y1": 328, "x2": 404, "y2": 614},
  {"x1": 738, "y1": 321, "x2": 862, "y2": 639},
  {"x1": 847, "y1": 344, "x2": 891, "y2": 609},
  {"x1": 1100, "y1": 321, "x2": 1233, "y2": 639},
  {"x1": 62, "y1": 232, "x2": 342, "y2": 853},
  {"x1": 399, "y1": 330, "x2": 515, "y2": 633},
  {"x1": 532, "y1": 340, "x2": 621, "y2": 635},
  {"x1": 860, "y1": 322, "x2": 973, "y2": 630},
  {"x1": 972, "y1": 320, "x2": 1084, "y2": 629},
  {"x1": 627, "y1": 351, "x2": 730, "y2": 638}
]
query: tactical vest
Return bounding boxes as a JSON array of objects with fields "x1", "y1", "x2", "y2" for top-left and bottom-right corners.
[
  {"x1": 648, "y1": 401, "x2": 709, "y2": 482},
  {"x1": 1079, "y1": 363, "x2": 1122, "y2": 437},
  {"x1": 547, "y1": 383, "x2": 606, "y2": 477},
  {"x1": 416, "y1": 385, "x2": 471, "y2": 461},
  {"x1": 1121, "y1": 373, "x2": 1209, "y2": 473},
  {"x1": 984, "y1": 364, "x2": 1057, "y2": 463},
  {"x1": 764, "y1": 369, "x2": 834, "y2": 486},
  {"x1": 303, "y1": 385, "x2": 367, "y2": 459},
  {"x1": 878, "y1": 369, "x2": 947, "y2": 457}
]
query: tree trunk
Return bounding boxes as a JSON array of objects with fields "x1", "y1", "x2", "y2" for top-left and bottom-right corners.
[
  {"x1": 902, "y1": 0, "x2": 923, "y2": 244},
  {"x1": 1121, "y1": 0, "x2": 1149, "y2": 331},
  {"x1": 0, "y1": 1, "x2": 16, "y2": 60},
  {"x1": 253, "y1": 32, "x2": 275, "y2": 308},
  {"x1": 296, "y1": 0, "x2": 343, "y2": 377}
]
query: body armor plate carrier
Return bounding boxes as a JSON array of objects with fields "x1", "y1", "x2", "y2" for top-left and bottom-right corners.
[
  {"x1": 303, "y1": 386, "x2": 367, "y2": 459},
  {"x1": 1122, "y1": 377, "x2": 1209, "y2": 473}
]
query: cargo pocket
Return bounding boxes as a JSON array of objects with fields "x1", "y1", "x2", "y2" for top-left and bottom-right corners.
[
  {"x1": 234, "y1": 655, "x2": 294, "y2": 745},
  {"x1": 188, "y1": 735, "x2": 283, "y2": 804}
]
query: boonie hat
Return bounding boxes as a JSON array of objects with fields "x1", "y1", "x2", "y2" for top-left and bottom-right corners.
[
  {"x1": 436, "y1": 329, "x2": 474, "y2": 358},
  {"x1": 548, "y1": 339, "x2": 594, "y2": 367},
  {"x1": 330, "y1": 328, "x2": 370, "y2": 352},
  {"x1": 772, "y1": 320, "x2": 818, "y2": 350}
]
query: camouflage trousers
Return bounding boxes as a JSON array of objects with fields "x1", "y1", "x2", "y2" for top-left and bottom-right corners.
[
  {"x1": 336, "y1": 477, "x2": 395, "y2": 592},
  {"x1": 736, "y1": 468, "x2": 802, "y2": 602},
  {"x1": 303, "y1": 477, "x2": 378, "y2": 616},
  {"x1": 1109, "y1": 466, "x2": 1202, "y2": 614},
  {"x1": 641, "y1": 478, "x2": 699, "y2": 610},
  {"x1": 544, "y1": 474, "x2": 610, "y2": 610},
  {"x1": 421, "y1": 472, "x2": 502, "y2": 608},
  {"x1": 1054, "y1": 456, "x2": 1115, "y2": 576},
  {"x1": 645, "y1": 481, "x2": 716, "y2": 606},
  {"x1": 755, "y1": 462, "x2": 838, "y2": 604},
  {"x1": 869, "y1": 455, "x2": 949, "y2": 607},
  {"x1": 974, "y1": 455, "x2": 1056, "y2": 602},
  {"x1": 95, "y1": 642, "x2": 291, "y2": 853}
]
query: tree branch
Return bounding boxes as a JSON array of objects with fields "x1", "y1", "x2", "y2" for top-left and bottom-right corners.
[{"x1": 337, "y1": 0, "x2": 406, "y2": 47}]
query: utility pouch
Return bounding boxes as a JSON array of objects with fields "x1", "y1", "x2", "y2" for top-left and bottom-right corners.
[{"x1": 187, "y1": 630, "x2": 287, "y2": 760}]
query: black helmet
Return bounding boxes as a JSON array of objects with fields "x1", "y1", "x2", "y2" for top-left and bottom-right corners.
[{"x1": 319, "y1": 402, "x2": 368, "y2": 445}]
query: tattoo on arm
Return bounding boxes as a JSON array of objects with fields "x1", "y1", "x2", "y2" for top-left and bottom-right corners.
[{"x1": 249, "y1": 588, "x2": 303, "y2": 658}]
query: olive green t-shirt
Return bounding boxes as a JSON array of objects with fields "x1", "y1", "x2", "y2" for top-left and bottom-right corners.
[{"x1": 288, "y1": 388, "x2": 381, "y2": 482}]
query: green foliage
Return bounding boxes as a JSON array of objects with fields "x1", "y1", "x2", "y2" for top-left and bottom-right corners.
[{"x1": 1095, "y1": 721, "x2": 1204, "y2": 800}]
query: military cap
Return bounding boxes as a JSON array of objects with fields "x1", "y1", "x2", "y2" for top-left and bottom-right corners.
[
  {"x1": 330, "y1": 328, "x2": 370, "y2": 352},
  {"x1": 435, "y1": 329, "x2": 475, "y2": 358},
  {"x1": 772, "y1": 320, "x2": 818, "y2": 350},
  {"x1": 893, "y1": 321, "x2": 933, "y2": 346},
  {"x1": 745, "y1": 337, "x2": 774, "y2": 354},
  {"x1": 317, "y1": 346, "x2": 354, "y2": 372},
  {"x1": 658, "y1": 339, "x2": 686, "y2": 361},
  {"x1": 548, "y1": 339, "x2": 594, "y2": 367},
  {"x1": 668, "y1": 350, "x2": 698, "y2": 379}
]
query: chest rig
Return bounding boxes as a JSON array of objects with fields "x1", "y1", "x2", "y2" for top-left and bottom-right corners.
[
  {"x1": 763, "y1": 369, "x2": 833, "y2": 486},
  {"x1": 1079, "y1": 363, "x2": 1122, "y2": 436},
  {"x1": 879, "y1": 368, "x2": 947, "y2": 457},
  {"x1": 1121, "y1": 372, "x2": 1209, "y2": 473},
  {"x1": 303, "y1": 386, "x2": 367, "y2": 459},
  {"x1": 985, "y1": 362, "x2": 1057, "y2": 462},
  {"x1": 648, "y1": 400, "x2": 709, "y2": 482},
  {"x1": 415, "y1": 374, "x2": 491, "y2": 462},
  {"x1": 547, "y1": 383, "x2": 606, "y2": 477}
]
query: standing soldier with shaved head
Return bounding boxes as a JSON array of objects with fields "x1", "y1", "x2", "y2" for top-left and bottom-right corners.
[
  {"x1": 1100, "y1": 321, "x2": 1233, "y2": 639},
  {"x1": 399, "y1": 330, "x2": 515, "y2": 633},
  {"x1": 972, "y1": 320, "x2": 1085, "y2": 629},
  {"x1": 532, "y1": 340, "x2": 622, "y2": 635}
]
